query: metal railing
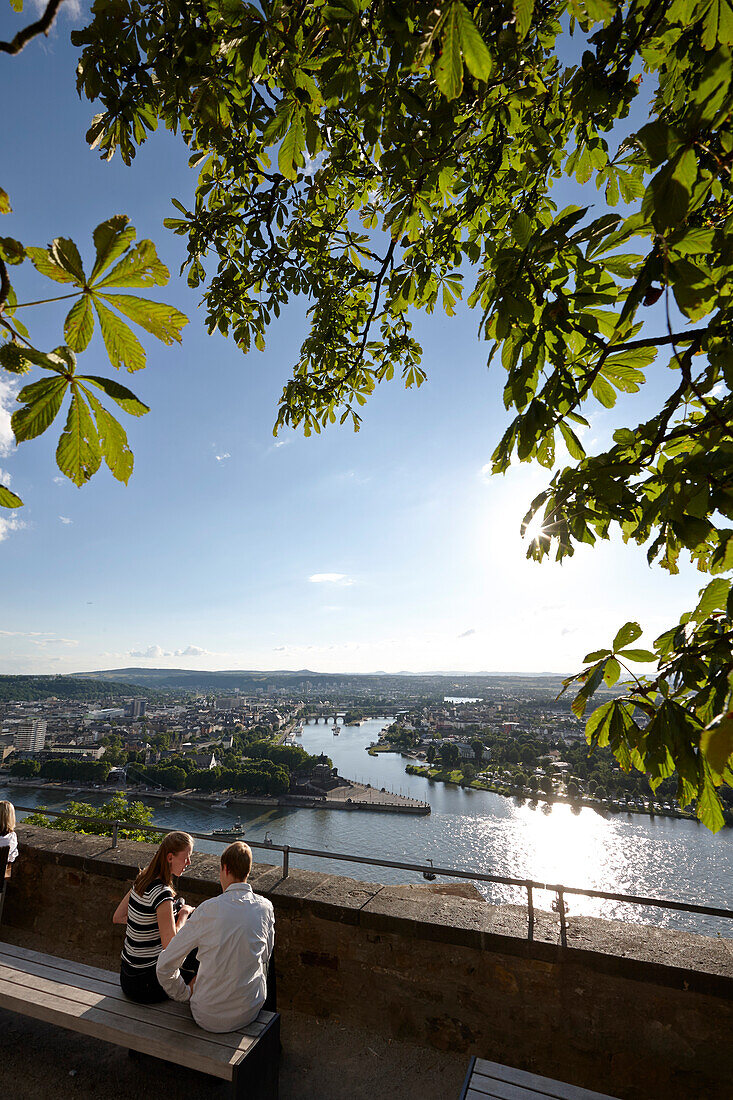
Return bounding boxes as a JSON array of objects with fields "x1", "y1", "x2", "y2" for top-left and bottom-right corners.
[{"x1": 16, "y1": 804, "x2": 733, "y2": 947}]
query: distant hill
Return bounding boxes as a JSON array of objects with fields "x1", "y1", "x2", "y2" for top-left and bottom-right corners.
[
  {"x1": 0, "y1": 675, "x2": 158, "y2": 703},
  {"x1": 69, "y1": 667, "x2": 570, "y2": 696}
]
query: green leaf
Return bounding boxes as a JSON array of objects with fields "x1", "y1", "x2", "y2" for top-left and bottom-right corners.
[
  {"x1": 0, "y1": 236, "x2": 25, "y2": 265},
  {"x1": 78, "y1": 375, "x2": 149, "y2": 417},
  {"x1": 64, "y1": 295, "x2": 94, "y2": 352},
  {"x1": 94, "y1": 240, "x2": 168, "y2": 289},
  {"x1": 603, "y1": 656, "x2": 621, "y2": 686},
  {"x1": 700, "y1": 712, "x2": 733, "y2": 781},
  {"x1": 93, "y1": 297, "x2": 146, "y2": 372},
  {"x1": 455, "y1": 2, "x2": 493, "y2": 75},
  {"x1": 643, "y1": 148, "x2": 698, "y2": 232},
  {"x1": 612, "y1": 621, "x2": 642, "y2": 650},
  {"x1": 0, "y1": 188, "x2": 11, "y2": 215},
  {"x1": 434, "y1": 4, "x2": 463, "y2": 100},
  {"x1": 585, "y1": 698, "x2": 637, "y2": 750},
  {"x1": 0, "y1": 483, "x2": 23, "y2": 508},
  {"x1": 278, "y1": 109, "x2": 305, "y2": 181},
  {"x1": 696, "y1": 768, "x2": 725, "y2": 833},
  {"x1": 12, "y1": 377, "x2": 68, "y2": 442},
  {"x1": 25, "y1": 247, "x2": 78, "y2": 285},
  {"x1": 558, "y1": 420, "x2": 585, "y2": 460},
  {"x1": 572, "y1": 661, "x2": 606, "y2": 719},
  {"x1": 97, "y1": 294, "x2": 188, "y2": 345},
  {"x1": 262, "y1": 98, "x2": 294, "y2": 146},
  {"x1": 90, "y1": 216, "x2": 136, "y2": 282},
  {"x1": 82, "y1": 388, "x2": 134, "y2": 484},
  {"x1": 616, "y1": 648, "x2": 656, "y2": 663},
  {"x1": 583, "y1": 648, "x2": 612, "y2": 662},
  {"x1": 49, "y1": 238, "x2": 86, "y2": 284},
  {"x1": 513, "y1": 0, "x2": 535, "y2": 39},
  {"x1": 56, "y1": 385, "x2": 102, "y2": 486},
  {"x1": 512, "y1": 213, "x2": 532, "y2": 248},
  {"x1": 691, "y1": 577, "x2": 731, "y2": 621}
]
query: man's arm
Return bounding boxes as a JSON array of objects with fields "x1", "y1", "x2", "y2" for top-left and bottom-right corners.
[{"x1": 156, "y1": 905, "x2": 203, "y2": 1002}]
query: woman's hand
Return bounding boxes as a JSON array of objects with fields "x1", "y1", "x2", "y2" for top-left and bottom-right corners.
[{"x1": 175, "y1": 903, "x2": 195, "y2": 930}]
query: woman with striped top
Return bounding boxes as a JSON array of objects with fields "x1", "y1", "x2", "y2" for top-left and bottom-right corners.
[{"x1": 113, "y1": 831, "x2": 197, "y2": 1003}]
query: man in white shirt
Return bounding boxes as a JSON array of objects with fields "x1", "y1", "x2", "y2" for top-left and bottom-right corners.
[{"x1": 156, "y1": 841, "x2": 274, "y2": 1032}]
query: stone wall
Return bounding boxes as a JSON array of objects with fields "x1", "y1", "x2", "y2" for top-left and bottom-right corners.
[{"x1": 4, "y1": 825, "x2": 733, "y2": 1099}]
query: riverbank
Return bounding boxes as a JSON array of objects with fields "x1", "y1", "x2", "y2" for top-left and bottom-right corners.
[
  {"x1": 2, "y1": 776, "x2": 430, "y2": 816},
  {"x1": 404, "y1": 763, "x2": 705, "y2": 824}
]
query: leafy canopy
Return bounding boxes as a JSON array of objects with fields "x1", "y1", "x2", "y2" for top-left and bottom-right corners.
[{"x1": 2, "y1": 0, "x2": 732, "y2": 826}]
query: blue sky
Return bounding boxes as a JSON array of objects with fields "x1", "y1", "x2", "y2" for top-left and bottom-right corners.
[{"x1": 0, "y1": 2, "x2": 708, "y2": 676}]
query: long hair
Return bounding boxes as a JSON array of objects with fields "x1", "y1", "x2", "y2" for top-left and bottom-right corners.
[
  {"x1": 133, "y1": 831, "x2": 192, "y2": 897},
  {"x1": 0, "y1": 800, "x2": 15, "y2": 837}
]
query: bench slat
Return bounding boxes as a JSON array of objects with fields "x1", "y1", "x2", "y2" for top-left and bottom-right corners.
[
  {"x1": 0, "y1": 943, "x2": 269, "y2": 1037},
  {"x1": 472, "y1": 1060, "x2": 619, "y2": 1100},
  {"x1": 0, "y1": 973, "x2": 243, "y2": 1079},
  {"x1": 0, "y1": 960, "x2": 259, "y2": 1055},
  {"x1": 467, "y1": 1074, "x2": 576, "y2": 1100},
  {"x1": 0, "y1": 941, "x2": 125, "y2": 986}
]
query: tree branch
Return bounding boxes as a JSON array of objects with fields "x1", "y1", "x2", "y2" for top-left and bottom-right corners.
[{"x1": 0, "y1": 0, "x2": 67, "y2": 55}]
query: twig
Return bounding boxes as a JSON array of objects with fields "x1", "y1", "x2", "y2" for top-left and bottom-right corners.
[
  {"x1": 0, "y1": 257, "x2": 9, "y2": 311},
  {"x1": 354, "y1": 239, "x2": 396, "y2": 366},
  {"x1": 0, "y1": 0, "x2": 67, "y2": 54}
]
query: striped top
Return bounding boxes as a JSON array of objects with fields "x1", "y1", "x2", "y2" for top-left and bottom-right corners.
[{"x1": 121, "y1": 879, "x2": 174, "y2": 970}]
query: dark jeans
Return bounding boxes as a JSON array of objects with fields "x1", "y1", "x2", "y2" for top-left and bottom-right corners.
[{"x1": 120, "y1": 950, "x2": 199, "y2": 1005}]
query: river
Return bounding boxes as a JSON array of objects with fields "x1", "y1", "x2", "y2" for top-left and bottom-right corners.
[{"x1": 4, "y1": 717, "x2": 732, "y2": 938}]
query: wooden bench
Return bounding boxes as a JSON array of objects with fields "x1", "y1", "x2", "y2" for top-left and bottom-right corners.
[
  {"x1": 0, "y1": 942, "x2": 280, "y2": 1099},
  {"x1": 460, "y1": 1057, "x2": 620, "y2": 1100}
]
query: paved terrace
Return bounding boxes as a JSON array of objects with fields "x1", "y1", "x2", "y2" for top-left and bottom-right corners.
[{"x1": 1, "y1": 826, "x2": 732, "y2": 1099}]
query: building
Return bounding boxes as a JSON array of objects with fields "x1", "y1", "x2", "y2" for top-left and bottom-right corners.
[
  {"x1": 14, "y1": 718, "x2": 47, "y2": 753},
  {"x1": 125, "y1": 699, "x2": 147, "y2": 718}
]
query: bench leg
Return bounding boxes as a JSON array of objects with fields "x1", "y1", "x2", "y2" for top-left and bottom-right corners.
[{"x1": 231, "y1": 1014, "x2": 280, "y2": 1100}]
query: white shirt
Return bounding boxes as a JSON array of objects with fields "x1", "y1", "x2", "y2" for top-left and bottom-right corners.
[
  {"x1": 156, "y1": 882, "x2": 274, "y2": 1033},
  {"x1": 0, "y1": 831, "x2": 18, "y2": 864}
]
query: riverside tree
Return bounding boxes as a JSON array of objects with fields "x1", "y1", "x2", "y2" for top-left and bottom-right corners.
[{"x1": 1, "y1": 0, "x2": 732, "y2": 826}]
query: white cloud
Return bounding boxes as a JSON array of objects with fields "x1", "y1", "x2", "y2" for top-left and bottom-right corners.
[
  {"x1": 129, "y1": 644, "x2": 167, "y2": 659},
  {"x1": 0, "y1": 513, "x2": 25, "y2": 542},
  {"x1": 308, "y1": 573, "x2": 354, "y2": 586},
  {"x1": 479, "y1": 463, "x2": 492, "y2": 483},
  {"x1": 0, "y1": 630, "x2": 48, "y2": 638},
  {"x1": 273, "y1": 440, "x2": 289, "y2": 449},
  {"x1": 128, "y1": 643, "x2": 208, "y2": 659},
  {"x1": 59, "y1": 516, "x2": 73, "y2": 525},
  {"x1": 215, "y1": 453, "x2": 231, "y2": 463},
  {"x1": 0, "y1": 376, "x2": 18, "y2": 456},
  {"x1": 30, "y1": 0, "x2": 82, "y2": 19},
  {"x1": 53, "y1": 476, "x2": 65, "y2": 485},
  {"x1": 32, "y1": 637, "x2": 78, "y2": 648},
  {"x1": 0, "y1": 468, "x2": 11, "y2": 486}
]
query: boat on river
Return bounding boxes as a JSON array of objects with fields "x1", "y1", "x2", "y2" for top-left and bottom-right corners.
[
  {"x1": 211, "y1": 818, "x2": 244, "y2": 840},
  {"x1": 333, "y1": 725, "x2": 340, "y2": 735}
]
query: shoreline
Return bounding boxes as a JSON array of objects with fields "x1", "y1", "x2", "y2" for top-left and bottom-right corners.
[
  {"x1": 1, "y1": 776, "x2": 431, "y2": 817},
  {"x1": 402, "y1": 762, "x2": 706, "y2": 824}
]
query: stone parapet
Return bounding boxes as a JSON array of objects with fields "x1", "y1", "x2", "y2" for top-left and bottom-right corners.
[{"x1": 3, "y1": 825, "x2": 732, "y2": 1099}]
